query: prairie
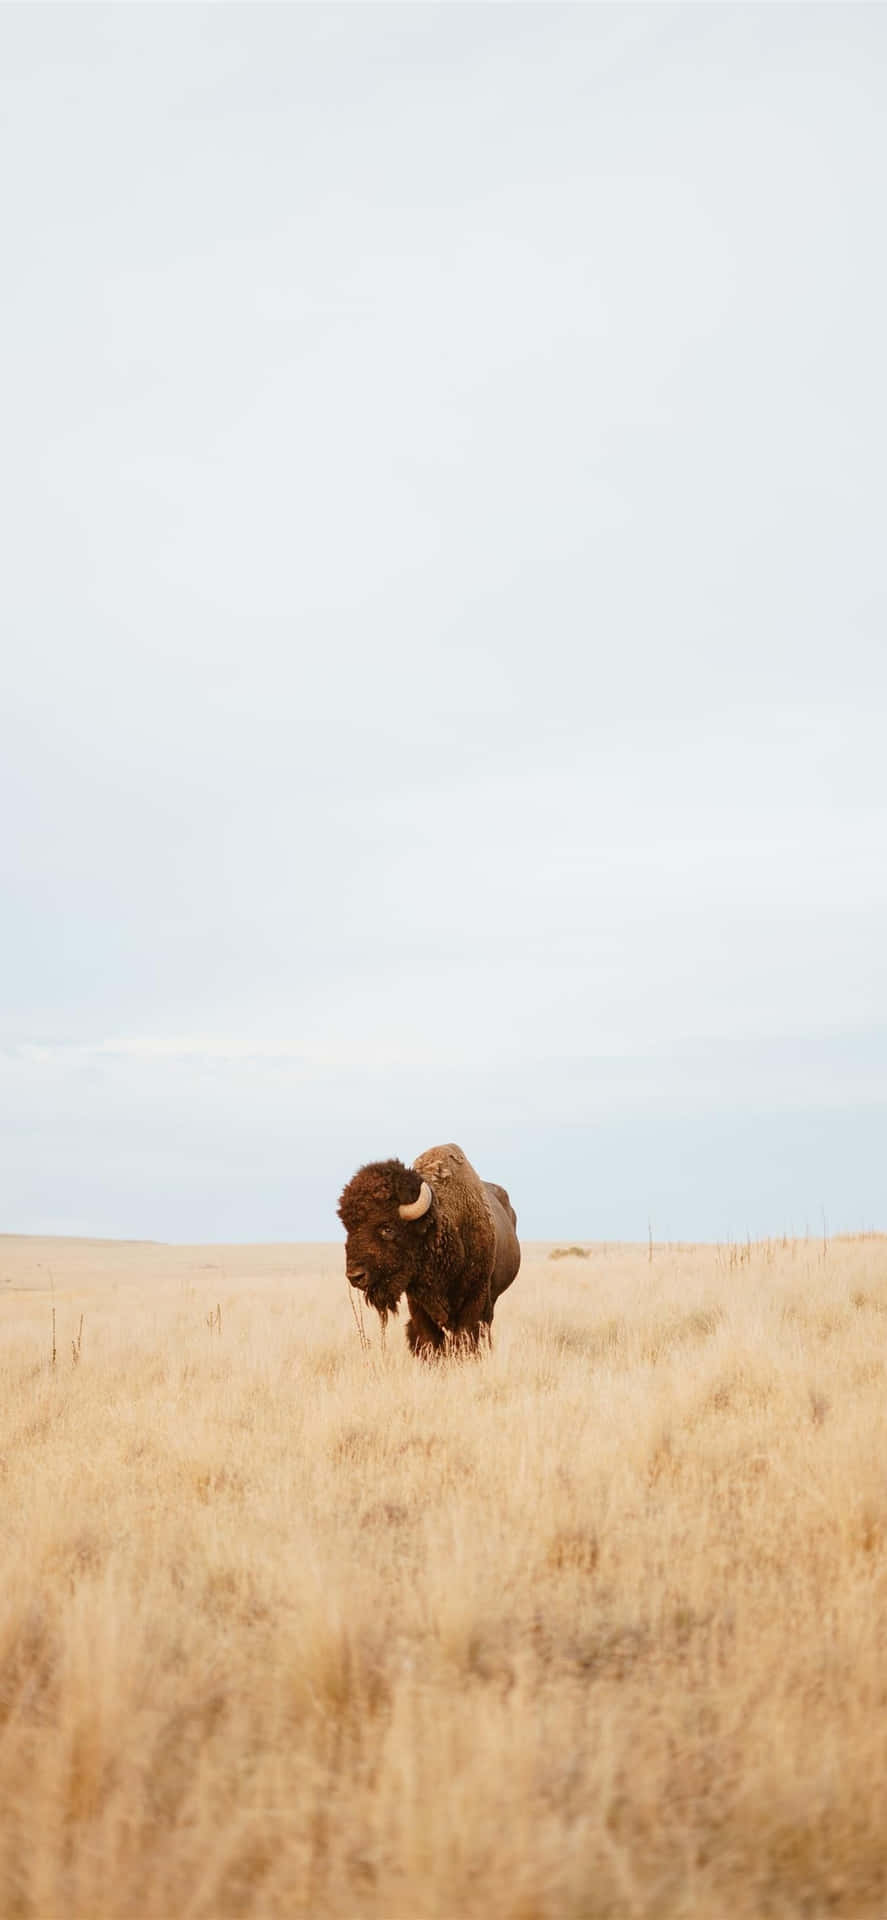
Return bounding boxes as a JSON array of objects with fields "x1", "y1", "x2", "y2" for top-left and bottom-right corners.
[{"x1": 1, "y1": 1229, "x2": 887, "y2": 1919}]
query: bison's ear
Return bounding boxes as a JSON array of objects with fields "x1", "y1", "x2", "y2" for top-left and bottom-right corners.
[{"x1": 395, "y1": 1168, "x2": 433, "y2": 1221}]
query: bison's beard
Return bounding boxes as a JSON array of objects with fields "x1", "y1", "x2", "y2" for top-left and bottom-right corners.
[{"x1": 364, "y1": 1281, "x2": 402, "y2": 1326}]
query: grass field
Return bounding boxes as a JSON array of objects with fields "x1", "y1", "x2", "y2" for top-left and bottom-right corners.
[{"x1": 2, "y1": 1230, "x2": 887, "y2": 1919}]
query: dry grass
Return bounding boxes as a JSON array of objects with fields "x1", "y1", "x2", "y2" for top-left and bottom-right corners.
[{"x1": 2, "y1": 1230, "x2": 887, "y2": 1919}]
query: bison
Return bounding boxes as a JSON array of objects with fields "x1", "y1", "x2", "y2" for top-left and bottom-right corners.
[{"x1": 337, "y1": 1142, "x2": 520, "y2": 1357}]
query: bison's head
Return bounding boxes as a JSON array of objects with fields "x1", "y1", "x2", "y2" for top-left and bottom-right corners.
[{"x1": 337, "y1": 1159, "x2": 434, "y2": 1323}]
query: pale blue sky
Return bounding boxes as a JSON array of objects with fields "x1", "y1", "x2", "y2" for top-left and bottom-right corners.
[{"x1": 2, "y1": 6, "x2": 885, "y2": 1241}]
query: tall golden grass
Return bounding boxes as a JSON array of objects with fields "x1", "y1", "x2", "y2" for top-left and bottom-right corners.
[{"x1": 2, "y1": 1229, "x2": 887, "y2": 1919}]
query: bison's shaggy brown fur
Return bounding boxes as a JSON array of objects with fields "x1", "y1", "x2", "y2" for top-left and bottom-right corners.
[{"x1": 337, "y1": 1142, "x2": 520, "y2": 1357}]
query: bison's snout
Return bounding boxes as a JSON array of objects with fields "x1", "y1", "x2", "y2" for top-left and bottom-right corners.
[{"x1": 346, "y1": 1267, "x2": 368, "y2": 1289}]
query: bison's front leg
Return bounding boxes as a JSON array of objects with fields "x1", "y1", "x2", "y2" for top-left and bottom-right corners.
[
  {"x1": 451, "y1": 1289, "x2": 493, "y2": 1355},
  {"x1": 405, "y1": 1301, "x2": 446, "y2": 1359}
]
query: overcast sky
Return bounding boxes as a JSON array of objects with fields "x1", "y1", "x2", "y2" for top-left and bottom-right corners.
[{"x1": 2, "y1": 6, "x2": 885, "y2": 1243}]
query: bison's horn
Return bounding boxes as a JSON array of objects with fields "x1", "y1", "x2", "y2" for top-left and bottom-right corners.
[{"x1": 398, "y1": 1179, "x2": 432, "y2": 1222}]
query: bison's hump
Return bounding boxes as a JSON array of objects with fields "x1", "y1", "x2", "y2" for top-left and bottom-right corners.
[{"x1": 413, "y1": 1143, "x2": 468, "y2": 1184}]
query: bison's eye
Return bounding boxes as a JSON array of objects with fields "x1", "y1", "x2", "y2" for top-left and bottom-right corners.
[{"x1": 378, "y1": 1226, "x2": 394, "y2": 1241}]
